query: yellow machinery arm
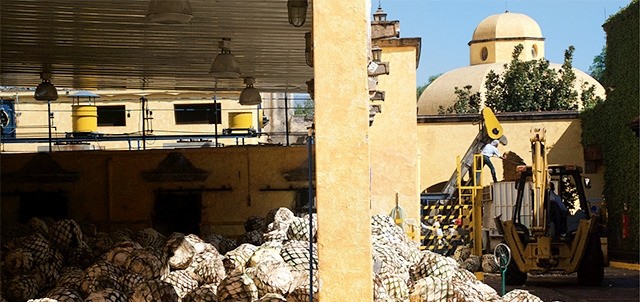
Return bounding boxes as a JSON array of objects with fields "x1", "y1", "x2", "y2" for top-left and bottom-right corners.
[{"x1": 530, "y1": 127, "x2": 548, "y2": 233}]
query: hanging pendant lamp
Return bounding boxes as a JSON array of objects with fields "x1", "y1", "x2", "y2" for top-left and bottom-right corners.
[
  {"x1": 239, "y1": 77, "x2": 261, "y2": 106},
  {"x1": 34, "y1": 73, "x2": 59, "y2": 101},
  {"x1": 147, "y1": 0, "x2": 193, "y2": 24},
  {"x1": 287, "y1": 0, "x2": 308, "y2": 27},
  {"x1": 210, "y1": 38, "x2": 241, "y2": 79}
]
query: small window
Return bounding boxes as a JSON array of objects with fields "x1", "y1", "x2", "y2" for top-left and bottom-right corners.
[
  {"x1": 174, "y1": 103, "x2": 221, "y2": 125},
  {"x1": 481, "y1": 47, "x2": 488, "y2": 61},
  {"x1": 531, "y1": 44, "x2": 538, "y2": 58},
  {"x1": 97, "y1": 105, "x2": 126, "y2": 126}
]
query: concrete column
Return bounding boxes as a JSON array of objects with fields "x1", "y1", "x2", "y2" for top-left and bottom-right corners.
[{"x1": 313, "y1": 0, "x2": 374, "y2": 301}]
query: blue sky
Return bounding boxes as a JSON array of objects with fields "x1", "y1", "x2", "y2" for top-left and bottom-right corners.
[{"x1": 374, "y1": 0, "x2": 633, "y2": 85}]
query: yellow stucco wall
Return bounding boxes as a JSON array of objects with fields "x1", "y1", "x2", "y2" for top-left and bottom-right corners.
[
  {"x1": 370, "y1": 45, "x2": 421, "y2": 232},
  {"x1": 470, "y1": 40, "x2": 545, "y2": 65},
  {"x1": 1, "y1": 146, "x2": 309, "y2": 235},
  {"x1": 417, "y1": 117, "x2": 604, "y2": 200},
  {"x1": 313, "y1": 0, "x2": 374, "y2": 300},
  {"x1": 0, "y1": 95, "x2": 260, "y2": 152}
]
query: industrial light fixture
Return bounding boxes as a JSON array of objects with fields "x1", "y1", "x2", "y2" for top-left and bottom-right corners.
[
  {"x1": 210, "y1": 38, "x2": 241, "y2": 79},
  {"x1": 35, "y1": 72, "x2": 59, "y2": 152},
  {"x1": 147, "y1": 0, "x2": 193, "y2": 24},
  {"x1": 287, "y1": 0, "x2": 308, "y2": 27},
  {"x1": 305, "y1": 31, "x2": 313, "y2": 67},
  {"x1": 239, "y1": 77, "x2": 261, "y2": 106},
  {"x1": 34, "y1": 73, "x2": 59, "y2": 101}
]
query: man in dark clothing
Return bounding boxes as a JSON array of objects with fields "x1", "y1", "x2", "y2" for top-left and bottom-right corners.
[{"x1": 549, "y1": 182, "x2": 568, "y2": 237}]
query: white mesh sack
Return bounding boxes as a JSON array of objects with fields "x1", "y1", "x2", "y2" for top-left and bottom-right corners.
[
  {"x1": 182, "y1": 283, "x2": 218, "y2": 302},
  {"x1": 408, "y1": 275, "x2": 453, "y2": 302},
  {"x1": 162, "y1": 270, "x2": 199, "y2": 298},
  {"x1": 286, "y1": 215, "x2": 317, "y2": 242},
  {"x1": 45, "y1": 286, "x2": 84, "y2": 302},
  {"x1": 409, "y1": 250, "x2": 458, "y2": 282},
  {"x1": 188, "y1": 250, "x2": 226, "y2": 285},
  {"x1": 481, "y1": 254, "x2": 499, "y2": 273},
  {"x1": 372, "y1": 273, "x2": 390, "y2": 301},
  {"x1": 280, "y1": 240, "x2": 318, "y2": 272},
  {"x1": 251, "y1": 260, "x2": 294, "y2": 297},
  {"x1": 223, "y1": 243, "x2": 258, "y2": 275},
  {"x1": 84, "y1": 288, "x2": 128, "y2": 302},
  {"x1": 249, "y1": 241, "x2": 284, "y2": 268},
  {"x1": 500, "y1": 289, "x2": 543, "y2": 302},
  {"x1": 130, "y1": 279, "x2": 179, "y2": 302},
  {"x1": 451, "y1": 278, "x2": 485, "y2": 302},
  {"x1": 216, "y1": 272, "x2": 259, "y2": 302},
  {"x1": 106, "y1": 241, "x2": 142, "y2": 269},
  {"x1": 258, "y1": 293, "x2": 287, "y2": 301},
  {"x1": 378, "y1": 273, "x2": 409, "y2": 301},
  {"x1": 136, "y1": 228, "x2": 166, "y2": 250},
  {"x1": 125, "y1": 247, "x2": 167, "y2": 280}
]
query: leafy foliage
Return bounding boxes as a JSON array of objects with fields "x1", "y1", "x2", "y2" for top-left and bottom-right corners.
[
  {"x1": 417, "y1": 73, "x2": 442, "y2": 99},
  {"x1": 293, "y1": 97, "x2": 314, "y2": 118},
  {"x1": 443, "y1": 44, "x2": 603, "y2": 114},
  {"x1": 484, "y1": 44, "x2": 580, "y2": 112},
  {"x1": 588, "y1": 46, "x2": 606, "y2": 83},
  {"x1": 581, "y1": 0, "x2": 639, "y2": 259},
  {"x1": 438, "y1": 85, "x2": 480, "y2": 114}
]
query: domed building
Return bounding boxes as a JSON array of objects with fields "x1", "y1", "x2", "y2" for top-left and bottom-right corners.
[{"x1": 417, "y1": 11, "x2": 605, "y2": 115}]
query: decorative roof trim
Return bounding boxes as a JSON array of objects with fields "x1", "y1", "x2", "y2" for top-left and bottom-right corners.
[
  {"x1": 468, "y1": 36, "x2": 545, "y2": 46},
  {"x1": 417, "y1": 110, "x2": 579, "y2": 123}
]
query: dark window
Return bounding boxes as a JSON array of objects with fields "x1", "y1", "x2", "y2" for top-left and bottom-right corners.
[
  {"x1": 19, "y1": 191, "x2": 68, "y2": 223},
  {"x1": 153, "y1": 192, "x2": 202, "y2": 236},
  {"x1": 97, "y1": 105, "x2": 126, "y2": 126},
  {"x1": 174, "y1": 103, "x2": 221, "y2": 124}
]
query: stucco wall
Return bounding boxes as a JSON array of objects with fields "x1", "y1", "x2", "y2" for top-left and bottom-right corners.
[
  {"x1": 1, "y1": 95, "x2": 261, "y2": 152},
  {"x1": 417, "y1": 116, "x2": 604, "y2": 200},
  {"x1": 1, "y1": 146, "x2": 309, "y2": 236},
  {"x1": 370, "y1": 45, "x2": 421, "y2": 229}
]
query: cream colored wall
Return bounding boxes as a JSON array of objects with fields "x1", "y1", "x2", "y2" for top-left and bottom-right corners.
[
  {"x1": 370, "y1": 46, "x2": 421, "y2": 229},
  {"x1": 417, "y1": 118, "x2": 604, "y2": 200},
  {"x1": 470, "y1": 40, "x2": 545, "y2": 65},
  {"x1": 1, "y1": 146, "x2": 310, "y2": 235},
  {"x1": 1, "y1": 96, "x2": 261, "y2": 152},
  {"x1": 313, "y1": 0, "x2": 374, "y2": 300}
]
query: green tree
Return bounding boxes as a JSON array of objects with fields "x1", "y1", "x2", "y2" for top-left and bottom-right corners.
[
  {"x1": 443, "y1": 44, "x2": 603, "y2": 114},
  {"x1": 438, "y1": 85, "x2": 480, "y2": 114},
  {"x1": 294, "y1": 97, "x2": 314, "y2": 118},
  {"x1": 417, "y1": 73, "x2": 442, "y2": 99},
  {"x1": 484, "y1": 44, "x2": 579, "y2": 112},
  {"x1": 588, "y1": 46, "x2": 606, "y2": 83}
]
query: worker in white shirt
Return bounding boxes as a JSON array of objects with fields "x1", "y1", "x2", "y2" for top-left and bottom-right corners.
[{"x1": 481, "y1": 140, "x2": 506, "y2": 183}]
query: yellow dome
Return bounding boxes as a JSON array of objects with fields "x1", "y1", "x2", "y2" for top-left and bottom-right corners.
[{"x1": 471, "y1": 12, "x2": 543, "y2": 42}]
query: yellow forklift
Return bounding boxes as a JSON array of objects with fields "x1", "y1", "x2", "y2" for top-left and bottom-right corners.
[{"x1": 495, "y1": 128, "x2": 604, "y2": 286}]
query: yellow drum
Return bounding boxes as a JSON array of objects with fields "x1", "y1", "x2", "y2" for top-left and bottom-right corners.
[
  {"x1": 72, "y1": 105, "x2": 98, "y2": 133},
  {"x1": 228, "y1": 112, "x2": 253, "y2": 129}
]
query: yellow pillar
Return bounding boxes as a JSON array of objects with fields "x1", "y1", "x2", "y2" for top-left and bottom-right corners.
[{"x1": 314, "y1": 0, "x2": 374, "y2": 301}]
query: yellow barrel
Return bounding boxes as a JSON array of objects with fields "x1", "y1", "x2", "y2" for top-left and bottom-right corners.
[
  {"x1": 72, "y1": 105, "x2": 98, "y2": 133},
  {"x1": 228, "y1": 112, "x2": 253, "y2": 128}
]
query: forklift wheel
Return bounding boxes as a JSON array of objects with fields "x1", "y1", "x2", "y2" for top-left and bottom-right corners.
[
  {"x1": 505, "y1": 254, "x2": 528, "y2": 285},
  {"x1": 577, "y1": 235, "x2": 604, "y2": 286}
]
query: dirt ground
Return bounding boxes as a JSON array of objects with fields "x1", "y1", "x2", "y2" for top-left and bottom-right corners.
[{"x1": 483, "y1": 266, "x2": 640, "y2": 302}]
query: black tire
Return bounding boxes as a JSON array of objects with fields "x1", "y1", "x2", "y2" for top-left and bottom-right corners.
[
  {"x1": 577, "y1": 235, "x2": 604, "y2": 286},
  {"x1": 505, "y1": 254, "x2": 528, "y2": 285}
]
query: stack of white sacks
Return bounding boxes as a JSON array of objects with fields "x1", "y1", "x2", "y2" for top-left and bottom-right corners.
[{"x1": 1, "y1": 209, "x2": 544, "y2": 302}]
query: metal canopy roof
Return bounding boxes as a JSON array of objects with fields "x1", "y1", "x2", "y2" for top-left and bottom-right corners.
[{"x1": 1, "y1": 0, "x2": 314, "y2": 94}]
